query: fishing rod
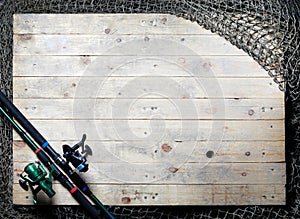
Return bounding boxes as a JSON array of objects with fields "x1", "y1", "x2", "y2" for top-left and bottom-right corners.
[{"x1": 0, "y1": 91, "x2": 115, "y2": 219}]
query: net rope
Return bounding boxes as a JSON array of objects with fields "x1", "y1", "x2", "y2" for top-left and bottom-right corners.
[{"x1": 0, "y1": 0, "x2": 299, "y2": 218}]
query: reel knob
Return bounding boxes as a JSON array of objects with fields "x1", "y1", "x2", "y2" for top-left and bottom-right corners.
[{"x1": 19, "y1": 179, "x2": 29, "y2": 191}]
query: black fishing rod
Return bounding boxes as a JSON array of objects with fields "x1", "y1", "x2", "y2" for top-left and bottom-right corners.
[{"x1": 0, "y1": 91, "x2": 115, "y2": 219}]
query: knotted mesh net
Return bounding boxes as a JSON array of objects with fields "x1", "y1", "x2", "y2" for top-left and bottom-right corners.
[{"x1": 0, "y1": 0, "x2": 299, "y2": 218}]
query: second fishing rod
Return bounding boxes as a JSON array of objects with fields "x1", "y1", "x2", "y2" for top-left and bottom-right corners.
[{"x1": 0, "y1": 92, "x2": 115, "y2": 219}]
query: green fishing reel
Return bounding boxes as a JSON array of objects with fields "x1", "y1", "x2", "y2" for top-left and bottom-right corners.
[{"x1": 19, "y1": 161, "x2": 55, "y2": 205}]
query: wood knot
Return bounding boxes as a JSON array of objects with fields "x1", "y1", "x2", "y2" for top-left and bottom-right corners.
[
  {"x1": 18, "y1": 34, "x2": 32, "y2": 41},
  {"x1": 121, "y1": 196, "x2": 131, "y2": 204},
  {"x1": 206, "y1": 150, "x2": 214, "y2": 158},
  {"x1": 161, "y1": 143, "x2": 172, "y2": 152}
]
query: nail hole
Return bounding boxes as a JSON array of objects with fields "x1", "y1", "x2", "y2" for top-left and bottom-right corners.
[
  {"x1": 241, "y1": 172, "x2": 247, "y2": 176},
  {"x1": 116, "y1": 38, "x2": 122, "y2": 43},
  {"x1": 270, "y1": 125, "x2": 273, "y2": 128},
  {"x1": 245, "y1": 151, "x2": 251, "y2": 156},
  {"x1": 271, "y1": 196, "x2": 275, "y2": 199},
  {"x1": 262, "y1": 195, "x2": 267, "y2": 199},
  {"x1": 154, "y1": 150, "x2": 158, "y2": 153},
  {"x1": 248, "y1": 109, "x2": 254, "y2": 116},
  {"x1": 144, "y1": 132, "x2": 147, "y2": 135},
  {"x1": 144, "y1": 36, "x2": 150, "y2": 41},
  {"x1": 262, "y1": 152, "x2": 266, "y2": 156},
  {"x1": 152, "y1": 196, "x2": 155, "y2": 199},
  {"x1": 144, "y1": 196, "x2": 147, "y2": 199},
  {"x1": 270, "y1": 107, "x2": 273, "y2": 110},
  {"x1": 155, "y1": 193, "x2": 158, "y2": 196},
  {"x1": 261, "y1": 107, "x2": 265, "y2": 112}
]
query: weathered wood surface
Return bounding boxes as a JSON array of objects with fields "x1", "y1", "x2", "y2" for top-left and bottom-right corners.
[
  {"x1": 13, "y1": 184, "x2": 285, "y2": 205},
  {"x1": 14, "y1": 140, "x2": 285, "y2": 163},
  {"x1": 13, "y1": 162, "x2": 285, "y2": 184},
  {"x1": 14, "y1": 56, "x2": 267, "y2": 77},
  {"x1": 12, "y1": 120, "x2": 284, "y2": 141},
  {"x1": 13, "y1": 77, "x2": 282, "y2": 99},
  {"x1": 13, "y1": 98, "x2": 283, "y2": 120},
  {"x1": 13, "y1": 14, "x2": 213, "y2": 35},
  {"x1": 13, "y1": 14, "x2": 285, "y2": 206}
]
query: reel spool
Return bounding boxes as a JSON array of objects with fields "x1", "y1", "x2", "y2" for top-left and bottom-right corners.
[{"x1": 19, "y1": 161, "x2": 55, "y2": 205}]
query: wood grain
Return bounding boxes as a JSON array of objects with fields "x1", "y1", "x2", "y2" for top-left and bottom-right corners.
[
  {"x1": 13, "y1": 14, "x2": 213, "y2": 35},
  {"x1": 13, "y1": 55, "x2": 267, "y2": 77},
  {"x1": 12, "y1": 120, "x2": 284, "y2": 141},
  {"x1": 13, "y1": 140, "x2": 285, "y2": 163},
  {"x1": 12, "y1": 13, "x2": 285, "y2": 206},
  {"x1": 13, "y1": 77, "x2": 283, "y2": 99},
  {"x1": 13, "y1": 162, "x2": 285, "y2": 184},
  {"x1": 13, "y1": 98, "x2": 284, "y2": 120},
  {"x1": 13, "y1": 184, "x2": 285, "y2": 205}
]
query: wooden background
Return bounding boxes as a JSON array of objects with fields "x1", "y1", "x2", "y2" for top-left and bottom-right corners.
[{"x1": 13, "y1": 14, "x2": 285, "y2": 205}]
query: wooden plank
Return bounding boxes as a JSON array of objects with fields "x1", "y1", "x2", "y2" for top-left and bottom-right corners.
[
  {"x1": 13, "y1": 14, "x2": 213, "y2": 35},
  {"x1": 13, "y1": 55, "x2": 267, "y2": 77},
  {"x1": 13, "y1": 120, "x2": 284, "y2": 141},
  {"x1": 13, "y1": 34, "x2": 246, "y2": 56},
  {"x1": 13, "y1": 140, "x2": 285, "y2": 163},
  {"x1": 13, "y1": 77, "x2": 283, "y2": 99},
  {"x1": 13, "y1": 98, "x2": 284, "y2": 120},
  {"x1": 13, "y1": 184, "x2": 285, "y2": 205},
  {"x1": 13, "y1": 162, "x2": 285, "y2": 184}
]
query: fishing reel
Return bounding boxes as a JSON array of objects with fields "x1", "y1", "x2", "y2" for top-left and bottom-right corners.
[
  {"x1": 62, "y1": 134, "x2": 93, "y2": 172},
  {"x1": 19, "y1": 161, "x2": 55, "y2": 205}
]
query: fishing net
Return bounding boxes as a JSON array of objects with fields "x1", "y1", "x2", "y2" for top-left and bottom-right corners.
[{"x1": 0, "y1": 0, "x2": 299, "y2": 218}]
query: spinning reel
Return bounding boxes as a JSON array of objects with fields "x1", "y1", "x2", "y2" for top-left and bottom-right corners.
[
  {"x1": 19, "y1": 161, "x2": 55, "y2": 205},
  {"x1": 18, "y1": 135, "x2": 93, "y2": 204},
  {"x1": 62, "y1": 134, "x2": 93, "y2": 172}
]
